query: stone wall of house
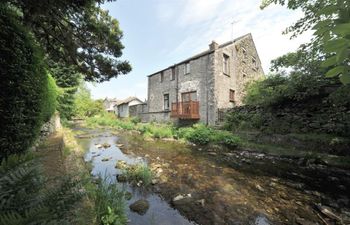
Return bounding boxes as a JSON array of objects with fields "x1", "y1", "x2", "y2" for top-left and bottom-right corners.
[
  {"x1": 147, "y1": 53, "x2": 216, "y2": 125},
  {"x1": 129, "y1": 104, "x2": 147, "y2": 118},
  {"x1": 147, "y1": 34, "x2": 264, "y2": 126},
  {"x1": 213, "y1": 34, "x2": 264, "y2": 124}
]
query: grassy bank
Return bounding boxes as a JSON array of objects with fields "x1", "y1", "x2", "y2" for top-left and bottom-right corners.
[{"x1": 85, "y1": 114, "x2": 242, "y2": 148}]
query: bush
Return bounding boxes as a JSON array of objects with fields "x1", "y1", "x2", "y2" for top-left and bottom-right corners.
[
  {"x1": 92, "y1": 178, "x2": 127, "y2": 225},
  {"x1": 244, "y1": 73, "x2": 333, "y2": 107},
  {"x1": 0, "y1": 152, "x2": 84, "y2": 224},
  {"x1": 0, "y1": 5, "x2": 54, "y2": 158},
  {"x1": 212, "y1": 130, "x2": 242, "y2": 148},
  {"x1": 122, "y1": 163, "x2": 153, "y2": 186},
  {"x1": 184, "y1": 124, "x2": 213, "y2": 145}
]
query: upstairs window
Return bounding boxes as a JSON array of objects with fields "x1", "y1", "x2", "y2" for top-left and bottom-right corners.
[
  {"x1": 171, "y1": 67, "x2": 176, "y2": 80},
  {"x1": 223, "y1": 54, "x2": 230, "y2": 75},
  {"x1": 242, "y1": 47, "x2": 247, "y2": 62},
  {"x1": 163, "y1": 94, "x2": 169, "y2": 110},
  {"x1": 229, "y1": 89, "x2": 235, "y2": 102},
  {"x1": 184, "y1": 62, "x2": 190, "y2": 74},
  {"x1": 160, "y1": 72, "x2": 164, "y2": 83},
  {"x1": 252, "y1": 57, "x2": 258, "y2": 70}
]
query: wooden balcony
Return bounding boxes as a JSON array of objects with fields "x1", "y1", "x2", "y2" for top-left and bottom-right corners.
[{"x1": 171, "y1": 101, "x2": 200, "y2": 119}]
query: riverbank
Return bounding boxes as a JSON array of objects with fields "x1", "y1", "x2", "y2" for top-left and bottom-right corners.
[
  {"x1": 72, "y1": 123, "x2": 350, "y2": 225},
  {"x1": 82, "y1": 114, "x2": 350, "y2": 170}
]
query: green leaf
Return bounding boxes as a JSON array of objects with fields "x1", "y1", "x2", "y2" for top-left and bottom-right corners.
[
  {"x1": 321, "y1": 55, "x2": 337, "y2": 67},
  {"x1": 332, "y1": 23, "x2": 350, "y2": 36},
  {"x1": 336, "y1": 47, "x2": 349, "y2": 63},
  {"x1": 314, "y1": 26, "x2": 329, "y2": 36},
  {"x1": 324, "y1": 38, "x2": 348, "y2": 53},
  {"x1": 317, "y1": 5, "x2": 338, "y2": 16},
  {"x1": 312, "y1": 19, "x2": 332, "y2": 30},
  {"x1": 340, "y1": 74, "x2": 350, "y2": 84},
  {"x1": 325, "y1": 66, "x2": 346, "y2": 77}
]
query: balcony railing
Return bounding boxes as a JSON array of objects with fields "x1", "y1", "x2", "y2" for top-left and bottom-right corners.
[{"x1": 170, "y1": 101, "x2": 200, "y2": 119}]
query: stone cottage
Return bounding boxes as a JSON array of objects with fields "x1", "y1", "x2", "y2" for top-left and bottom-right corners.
[
  {"x1": 103, "y1": 98, "x2": 121, "y2": 113},
  {"x1": 146, "y1": 33, "x2": 264, "y2": 125},
  {"x1": 114, "y1": 97, "x2": 144, "y2": 118}
]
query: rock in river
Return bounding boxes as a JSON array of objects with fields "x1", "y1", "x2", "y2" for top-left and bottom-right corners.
[
  {"x1": 116, "y1": 174, "x2": 128, "y2": 182},
  {"x1": 102, "y1": 143, "x2": 111, "y2": 148},
  {"x1": 129, "y1": 199, "x2": 149, "y2": 215}
]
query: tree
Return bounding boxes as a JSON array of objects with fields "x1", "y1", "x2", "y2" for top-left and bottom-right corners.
[
  {"x1": 49, "y1": 61, "x2": 81, "y2": 120},
  {"x1": 261, "y1": 0, "x2": 350, "y2": 84},
  {"x1": 5, "y1": 0, "x2": 131, "y2": 82},
  {"x1": 73, "y1": 82, "x2": 104, "y2": 118}
]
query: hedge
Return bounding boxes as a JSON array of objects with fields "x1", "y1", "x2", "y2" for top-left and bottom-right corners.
[{"x1": 0, "y1": 5, "x2": 57, "y2": 158}]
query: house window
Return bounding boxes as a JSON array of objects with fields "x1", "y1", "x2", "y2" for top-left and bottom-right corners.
[
  {"x1": 242, "y1": 47, "x2": 247, "y2": 62},
  {"x1": 160, "y1": 72, "x2": 164, "y2": 83},
  {"x1": 184, "y1": 62, "x2": 190, "y2": 74},
  {"x1": 229, "y1": 89, "x2": 235, "y2": 102},
  {"x1": 252, "y1": 57, "x2": 258, "y2": 70},
  {"x1": 223, "y1": 54, "x2": 230, "y2": 75},
  {"x1": 171, "y1": 67, "x2": 175, "y2": 80},
  {"x1": 181, "y1": 91, "x2": 197, "y2": 102},
  {"x1": 163, "y1": 94, "x2": 169, "y2": 110}
]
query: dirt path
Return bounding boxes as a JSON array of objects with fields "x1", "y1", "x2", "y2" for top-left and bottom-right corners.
[{"x1": 36, "y1": 133, "x2": 65, "y2": 179}]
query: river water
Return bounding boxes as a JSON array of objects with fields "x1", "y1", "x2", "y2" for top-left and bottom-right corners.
[{"x1": 75, "y1": 128, "x2": 350, "y2": 225}]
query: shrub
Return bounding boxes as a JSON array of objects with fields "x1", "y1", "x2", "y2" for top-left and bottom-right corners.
[
  {"x1": 0, "y1": 152, "x2": 84, "y2": 224},
  {"x1": 122, "y1": 164, "x2": 153, "y2": 186},
  {"x1": 244, "y1": 73, "x2": 334, "y2": 107},
  {"x1": 130, "y1": 117, "x2": 141, "y2": 124},
  {"x1": 212, "y1": 130, "x2": 242, "y2": 148},
  {"x1": 92, "y1": 178, "x2": 127, "y2": 225},
  {"x1": 185, "y1": 124, "x2": 213, "y2": 145},
  {"x1": 136, "y1": 123, "x2": 174, "y2": 139},
  {"x1": 0, "y1": 5, "x2": 53, "y2": 158}
]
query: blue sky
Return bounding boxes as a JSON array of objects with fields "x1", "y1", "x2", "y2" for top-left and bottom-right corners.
[{"x1": 88, "y1": 0, "x2": 312, "y2": 100}]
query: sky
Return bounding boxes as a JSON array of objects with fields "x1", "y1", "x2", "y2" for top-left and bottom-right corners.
[{"x1": 88, "y1": 0, "x2": 312, "y2": 100}]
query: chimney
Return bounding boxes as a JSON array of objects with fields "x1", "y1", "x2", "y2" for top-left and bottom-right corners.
[{"x1": 209, "y1": 41, "x2": 219, "y2": 51}]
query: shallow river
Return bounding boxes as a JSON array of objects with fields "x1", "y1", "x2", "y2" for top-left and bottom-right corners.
[{"x1": 75, "y1": 128, "x2": 350, "y2": 225}]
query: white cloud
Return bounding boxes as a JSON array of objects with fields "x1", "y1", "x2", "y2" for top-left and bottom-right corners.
[{"x1": 157, "y1": 0, "x2": 312, "y2": 72}]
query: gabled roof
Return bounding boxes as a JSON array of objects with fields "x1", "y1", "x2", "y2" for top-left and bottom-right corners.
[
  {"x1": 116, "y1": 97, "x2": 144, "y2": 106},
  {"x1": 104, "y1": 97, "x2": 121, "y2": 103},
  {"x1": 147, "y1": 33, "x2": 251, "y2": 77}
]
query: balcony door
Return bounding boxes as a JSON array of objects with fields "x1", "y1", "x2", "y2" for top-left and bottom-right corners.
[{"x1": 181, "y1": 91, "x2": 197, "y2": 102}]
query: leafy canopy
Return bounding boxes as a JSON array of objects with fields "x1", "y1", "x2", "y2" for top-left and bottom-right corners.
[
  {"x1": 6, "y1": 0, "x2": 131, "y2": 82},
  {"x1": 261, "y1": 0, "x2": 350, "y2": 84}
]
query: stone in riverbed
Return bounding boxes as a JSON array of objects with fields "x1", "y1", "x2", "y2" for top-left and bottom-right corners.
[
  {"x1": 172, "y1": 193, "x2": 192, "y2": 202},
  {"x1": 115, "y1": 160, "x2": 127, "y2": 169},
  {"x1": 102, "y1": 143, "x2": 111, "y2": 148},
  {"x1": 129, "y1": 199, "x2": 149, "y2": 215},
  {"x1": 101, "y1": 157, "x2": 111, "y2": 162},
  {"x1": 116, "y1": 174, "x2": 128, "y2": 182},
  {"x1": 255, "y1": 184, "x2": 265, "y2": 192}
]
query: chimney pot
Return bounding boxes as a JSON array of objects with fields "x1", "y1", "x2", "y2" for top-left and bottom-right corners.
[{"x1": 209, "y1": 41, "x2": 219, "y2": 51}]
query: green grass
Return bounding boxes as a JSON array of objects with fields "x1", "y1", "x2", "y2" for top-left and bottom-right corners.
[
  {"x1": 91, "y1": 177, "x2": 127, "y2": 225},
  {"x1": 85, "y1": 114, "x2": 242, "y2": 148},
  {"x1": 122, "y1": 164, "x2": 154, "y2": 186}
]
